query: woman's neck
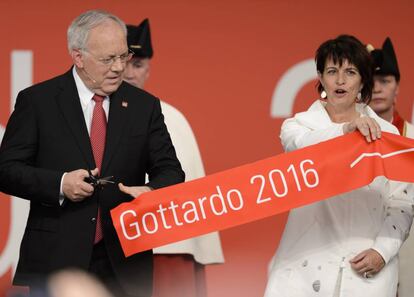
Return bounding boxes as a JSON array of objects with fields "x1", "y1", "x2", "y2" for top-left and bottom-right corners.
[{"x1": 325, "y1": 103, "x2": 360, "y2": 123}]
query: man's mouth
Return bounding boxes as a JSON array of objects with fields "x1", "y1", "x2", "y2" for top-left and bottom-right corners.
[{"x1": 107, "y1": 76, "x2": 121, "y2": 82}]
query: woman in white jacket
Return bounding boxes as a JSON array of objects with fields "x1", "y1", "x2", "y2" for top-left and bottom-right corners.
[{"x1": 264, "y1": 35, "x2": 413, "y2": 297}]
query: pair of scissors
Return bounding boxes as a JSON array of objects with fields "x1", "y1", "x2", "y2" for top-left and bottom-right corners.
[{"x1": 85, "y1": 170, "x2": 115, "y2": 188}]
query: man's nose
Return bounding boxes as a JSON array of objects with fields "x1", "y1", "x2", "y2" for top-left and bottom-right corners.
[
  {"x1": 373, "y1": 80, "x2": 381, "y2": 93},
  {"x1": 123, "y1": 65, "x2": 133, "y2": 78},
  {"x1": 111, "y1": 57, "x2": 125, "y2": 72}
]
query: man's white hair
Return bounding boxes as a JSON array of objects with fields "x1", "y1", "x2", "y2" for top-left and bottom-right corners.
[{"x1": 67, "y1": 10, "x2": 126, "y2": 53}]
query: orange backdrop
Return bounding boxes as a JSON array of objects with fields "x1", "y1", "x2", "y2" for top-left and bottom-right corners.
[{"x1": 1, "y1": 1, "x2": 413, "y2": 296}]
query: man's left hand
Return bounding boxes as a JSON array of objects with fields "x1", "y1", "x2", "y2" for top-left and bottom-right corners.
[
  {"x1": 350, "y1": 248, "x2": 385, "y2": 278},
  {"x1": 118, "y1": 183, "x2": 152, "y2": 198}
]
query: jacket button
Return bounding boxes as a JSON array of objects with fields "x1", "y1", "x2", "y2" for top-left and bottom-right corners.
[{"x1": 91, "y1": 217, "x2": 96, "y2": 222}]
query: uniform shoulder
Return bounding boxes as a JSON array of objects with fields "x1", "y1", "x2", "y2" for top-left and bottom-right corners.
[
  {"x1": 404, "y1": 121, "x2": 414, "y2": 138},
  {"x1": 160, "y1": 101, "x2": 189, "y2": 122},
  {"x1": 364, "y1": 105, "x2": 399, "y2": 134},
  {"x1": 405, "y1": 121, "x2": 414, "y2": 130}
]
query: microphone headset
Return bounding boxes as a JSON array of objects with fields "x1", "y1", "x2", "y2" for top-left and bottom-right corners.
[{"x1": 82, "y1": 67, "x2": 100, "y2": 86}]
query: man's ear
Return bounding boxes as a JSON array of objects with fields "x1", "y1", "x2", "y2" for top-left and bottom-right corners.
[{"x1": 71, "y1": 49, "x2": 84, "y2": 68}]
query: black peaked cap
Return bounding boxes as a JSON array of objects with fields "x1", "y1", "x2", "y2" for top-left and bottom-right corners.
[
  {"x1": 127, "y1": 18, "x2": 153, "y2": 59},
  {"x1": 370, "y1": 37, "x2": 400, "y2": 81}
]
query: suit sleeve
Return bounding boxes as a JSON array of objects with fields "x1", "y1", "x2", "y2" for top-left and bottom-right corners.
[
  {"x1": 0, "y1": 90, "x2": 63, "y2": 206},
  {"x1": 145, "y1": 99, "x2": 185, "y2": 189}
]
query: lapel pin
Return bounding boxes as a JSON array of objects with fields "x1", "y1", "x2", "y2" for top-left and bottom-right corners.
[{"x1": 121, "y1": 101, "x2": 128, "y2": 108}]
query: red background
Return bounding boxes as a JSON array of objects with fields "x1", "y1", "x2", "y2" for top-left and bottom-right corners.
[{"x1": 1, "y1": 1, "x2": 413, "y2": 296}]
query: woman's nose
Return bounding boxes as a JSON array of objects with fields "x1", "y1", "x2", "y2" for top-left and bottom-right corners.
[{"x1": 336, "y1": 73, "x2": 345, "y2": 85}]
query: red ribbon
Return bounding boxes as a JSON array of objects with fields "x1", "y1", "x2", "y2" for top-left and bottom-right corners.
[{"x1": 111, "y1": 132, "x2": 414, "y2": 257}]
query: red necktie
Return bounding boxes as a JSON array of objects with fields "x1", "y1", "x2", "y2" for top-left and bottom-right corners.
[{"x1": 91, "y1": 94, "x2": 106, "y2": 244}]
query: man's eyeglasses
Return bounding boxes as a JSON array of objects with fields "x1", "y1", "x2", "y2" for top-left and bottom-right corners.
[{"x1": 82, "y1": 49, "x2": 133, "y2": 66}]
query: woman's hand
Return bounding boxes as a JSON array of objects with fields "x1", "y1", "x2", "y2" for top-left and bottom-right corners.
[
  {"x1": 118, "y1": 183, "x2": 152, "y2": 198},
  {"x1": 343, "y1": 116, "x2": 381, "y2": 142},
  {"x1": 350, "y1": 248, "x2": 385, "y2": 278}
]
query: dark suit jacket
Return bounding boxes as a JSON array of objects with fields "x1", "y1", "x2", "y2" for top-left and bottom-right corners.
[{"x1": 0, "y1": 69, "x2": 184, "y2": 296}]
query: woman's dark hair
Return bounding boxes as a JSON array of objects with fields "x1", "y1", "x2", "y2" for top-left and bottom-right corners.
[{"x1": 315, "y1": 34, "x2": 373, "y2": 104}]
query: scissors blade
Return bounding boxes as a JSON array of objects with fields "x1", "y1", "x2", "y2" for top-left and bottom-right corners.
[{"x1": 97, "y1": 176, "x2": 115, "y2": 185}]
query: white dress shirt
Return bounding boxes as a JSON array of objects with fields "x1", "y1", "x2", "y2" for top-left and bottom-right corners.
[{"x1": 59, "y1": 67, "x2": 110, "y2": 202}]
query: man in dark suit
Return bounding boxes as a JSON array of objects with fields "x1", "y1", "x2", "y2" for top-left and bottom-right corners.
[{"x1": 0, "y1": 10, "x2": 184, "y2": 297}]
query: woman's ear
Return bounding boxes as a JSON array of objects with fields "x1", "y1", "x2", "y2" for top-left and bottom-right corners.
[{"x1": 317, "y1": 71, "x2": 323, "y2": 87}]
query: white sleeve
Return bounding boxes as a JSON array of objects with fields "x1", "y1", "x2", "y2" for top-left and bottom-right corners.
[
  {"x1": 59, "y1": 172, "x2": 66, "y2": 206},
  {"x1": 280, "y1": 117, "x2": 346, "y2": 152},
  {"x1": 372, "y1": 181, "x2": 414, "y2": 264}
]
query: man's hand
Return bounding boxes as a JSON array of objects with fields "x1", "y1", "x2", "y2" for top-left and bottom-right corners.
[
  {"x1": 62, "y1": 168, "x2": 98, "y2": 202},
  {"x1": 350, "y1": 248, "x2": 385, "y2": 278},
  {"x1": 118, "y1": 183, "x2": 152, "y2": 198}
]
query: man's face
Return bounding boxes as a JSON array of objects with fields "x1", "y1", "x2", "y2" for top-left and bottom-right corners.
[
  {"x1": 73, "y1": 19, "x2": 130, "y2": 96},
  {"x1": 123, "y1": 56, "x2": 150, "y2": 89},
  {"x1": 370, "y1": 75, "x2": 399, "y2": 114}
]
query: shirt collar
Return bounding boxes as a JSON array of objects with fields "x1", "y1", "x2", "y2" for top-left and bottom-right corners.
[{"x1": 72, "y1": 67, "x2": 98, "y2": 109}]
